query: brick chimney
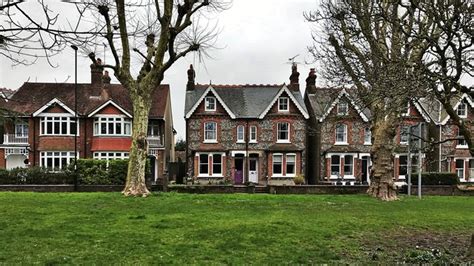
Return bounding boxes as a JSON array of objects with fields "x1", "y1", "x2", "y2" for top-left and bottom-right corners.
[
  {"x1": 305, "y1": 68, "x2": 317, "y2": 94},
  {"x1": 102, "y1": 70, "x2": 111, "y2": 84},
  {"x1": 90, "y1": 58, "x2": 103, "y2": 86},
  {"x1": 186, "y1": 64, "x2": 195, "y2": 91},
  {"x1": 289, "y1": 63, "x2": 300, "y2": 91}
]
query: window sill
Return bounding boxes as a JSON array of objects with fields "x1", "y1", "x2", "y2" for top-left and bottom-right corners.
[
  {"x1": 276, "y1": 140, "x2": 291, "y2": 144},
  {"x1": 364, "y1": 142, "x2": 372, "y2": 145},
  {"x1": 93, "y1": 135, "x2": 131, "y2": 137},
  {"x1": 456, "y1": 145, "x2": 468, "y2": 149},
  {"x1": 236, "y1": 140, "x2": 245, "y2": 144},
  {"x1": 204, "y1": 109, "x2": 216, "y2": 112},
  {"x1": 40, "y1": 134, "x2": 79, "y2": 137},
  {"x1": 330, "y1": 176, "x2": 355, "y2": 179},
  {"x1": 249, "y1": 140, "x2": 258, "y2": 144},
  {"x1": 203, "y1": 140, "x2": 218, "y2": 144},
  {"x1": 197, "y1": 174, "x2": 223, "y2": 178},
  {"x1": 271, "y1": 175, "x2": 294, "y2": 178},
  {"x1": 334, "y1": 142, "x2": 348, "y2": 146}
]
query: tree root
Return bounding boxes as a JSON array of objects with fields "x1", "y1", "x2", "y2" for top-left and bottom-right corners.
[
  {"x1": 122, "y1": 183, "x2": 151, "y2": 197},
  {"x1": 367, "y1": 181, "x2": 399, "y2": 201}
]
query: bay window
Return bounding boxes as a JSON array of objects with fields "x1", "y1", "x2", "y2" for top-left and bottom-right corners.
[
  {"x1": 286, "y1": 154, "x2": 296, "y2": 176},
  {"x1": 94, "y1": 117, "x2": 131, "y2": 136},
  {"x1": 40, "y1": 116, "x2": 77, "y2": 136},
  {"x1": 331, "y1": 155, "x2": 340, "y2": 177},
  {"x1": 344, "y1": 155, "x2": 353, "y2": 176},
  {"x1": 40, "y1": 151, "x2": 76, "y2": 170},
  {"x1": 198, "y1": 153, "x2": 224, "y2": 177},
  {"x1": 273, "y1": 154, "x2": 283, "y2": 175}
]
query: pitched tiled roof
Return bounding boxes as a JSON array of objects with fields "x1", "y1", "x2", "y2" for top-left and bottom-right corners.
[
  {"x1": 185, "y1": 84, "x2": 308, "y2": 119},
  {"x1": 4, "y1": 82, "x2": 169, "y2": 118}
]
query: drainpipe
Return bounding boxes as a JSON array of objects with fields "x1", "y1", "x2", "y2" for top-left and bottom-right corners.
[
  {"x1": 32, "y1": 114, "x2": 36, "y2": 166},
  {"x1": 439, "y1": 124, "x2": 442, "y2": 172},
  {"x1": 245, "y1": 119, "x2": 249, "y2": 183}
]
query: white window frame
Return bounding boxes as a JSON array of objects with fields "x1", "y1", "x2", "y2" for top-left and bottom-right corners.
[
  {"x1": 344, "y1": 155, "x2": 354, "y2": 177},
  {"x1": 455, "y1": 159, "x2": 465, "y2": 181},
  {"x1": 456, "y1": 129, "x2": 468, "y2": 148},
  {"x1": 236, "y1": 125, "x2": 245, "y2": 143},
  {"x1": 15, "y1": 121, "x2": 29, "y2": 137},
  {"x1": 400, "y1": 126, "x2": 409, "y2": 145},
  {"x1": 40, "y1": 151, "x2": 76, "y2": 171},
  {"x1": 364, "y1": 127, "x2": 372, "y2": 145},
  {"x1": 197, "y1": 152, "x2": 224, "y2": 177},
  {"x1": 457, "y1": 102, "x2": 467, "y2": 118},
  {"x1": 286, "y1": 154, "x2": 296, "y2": 177},
  {"x1": 212, "y1": 154, "x2": 223, "y2": 176},
  {"x1": 337, "y1": 101, "x2": 348, "y2": 115},
  {"x1": 93, "y1": 115, "x2": 131, "y2": 136},
  {"x1": 469, "y1": 159, "x2": 474, "y2": 181},
  {"x1": 335, "y1": 124, "x2": 347, "y2": 145},
  {"x1": 277, "y1": 122, "x2": 290, "y2": 143},
  {"x1": 249, "y1": 126, "x2": 257, "y2": 143},
  {"x1": 272, "y1": 153, "x2": 283, "y2": 176},
  {"x1": 330, "y1": 155, "x2": 341, "y2": 178},
  {"x1": 205, "y1": 96, "x2": 216, "y2": 111},
  {"x1": 204, "y1": 122, "x2": 217, "y2": 143},
  {"x1": 93, "y1": 152, "x2": 129, "y2": 161},
  {"x1": 278, "y1": 97, "x2": 289, "y2": 112},
  {"x1": 40, "y1": 115, "x2": 78, "y2": 136}
]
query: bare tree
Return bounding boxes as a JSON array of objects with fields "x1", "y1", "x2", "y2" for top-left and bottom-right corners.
[
  {"x1": 0, "y1": 0, "x2": 230, "y2": 196},
  {"x1": 306, "y1": 1, "x2": 434, "y2": 200}
]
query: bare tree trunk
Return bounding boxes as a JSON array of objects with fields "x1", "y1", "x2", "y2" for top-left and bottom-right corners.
[
  {"x1": 367, "y1": 118, "x2": 398, "y2": 201},
  {"x1": 122, "y1": 87, "x2": 152, "y2": 197}
]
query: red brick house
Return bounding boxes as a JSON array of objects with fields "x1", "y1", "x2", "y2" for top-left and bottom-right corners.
[
  {"x1": 0, "y1": 64, "x2": 175, "y2": 182},
  {"x1": 184, "y1": 65, "x2": 309, "y2": 185},
  {"x1": 304, "y1": 69, "x2": 437, "y2": 185},
  {"x1": 438, "y1": 93, "x2": 474, "y2": 182}
]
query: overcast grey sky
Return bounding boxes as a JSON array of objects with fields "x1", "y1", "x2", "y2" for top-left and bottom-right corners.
[{"x1": 0, "y1": 0, "x2": 318, "y2": 141}]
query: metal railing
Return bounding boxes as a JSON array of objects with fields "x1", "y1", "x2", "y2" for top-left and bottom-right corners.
[{"x1": 3, "y1": 134, "x2": 29, "y2": 144}]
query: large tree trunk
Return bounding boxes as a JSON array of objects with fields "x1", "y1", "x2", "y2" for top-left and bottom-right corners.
[
  {"x1": 367, "y1": 118, "x2": 398, "y2": 201},
  {"x1": 122, "y1": 86, "x2": 152, "y2": 197}
]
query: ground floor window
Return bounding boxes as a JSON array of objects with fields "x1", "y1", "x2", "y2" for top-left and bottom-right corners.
[
  {"x1": 328, "y1": 154, "x2": 355, "y2": 179},
  {"x1": 272, "y1": 153, "x2": 297, "y2": 177},
  {"x1": 399, "y1": 155, "x2": 408, "y2": 178},
  {"x1": 40, "y1": 151, "x2": 76, "y2": 170},
  {"x1": 456, "y1": 159, "x2": 465, "y2": 180},
  {"x1": 198, "y1": 152, "x2": 224, "y2": 177},
  {"x1": 93, "y1": 152, "x2": 129, "y2": 161},
  {"x1": 331, "y1": 155, "x2": 340, "y2": 177},
  {"x1": 470, "y1": 159, "x2": 474, "y2": 180}
]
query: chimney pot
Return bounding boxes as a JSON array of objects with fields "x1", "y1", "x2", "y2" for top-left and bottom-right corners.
[
  {"x1": 289, "y1": 63, "x2": 300, "y2": 92},
  {"x1": 186, "y1": 64, "x2": 195, "y2": 91},
  {"x1": 102, "y1": 70, "x2": 111, "y2": 84},
  {"x1": 305, "y1": 68, "x2": 317, "y2": 94},
  {"x1": 90, "y1": 58, "x2": 103, "y2": 86}
]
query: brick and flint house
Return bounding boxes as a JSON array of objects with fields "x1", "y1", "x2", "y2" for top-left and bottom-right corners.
[
  {"x1": 304, "y1": 69, "x2": 439, "y2": 185},
  {"x1": 437, "y1": 93, "x2": 474, "y2": 182},
  {"x1": 184, "y1": 64, "x2": 309, "y2": 185},
  {"x1": 0, "y1": 62, "x2": 175, "y2": 182}
]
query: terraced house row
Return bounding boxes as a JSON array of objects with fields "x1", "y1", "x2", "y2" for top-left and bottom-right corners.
[
  {"x1": 0, "y1": 63, "x2": 472, "y2": 185},
  {"x1": 184, "y1": 64, "x2": 473, "y2": 185}
]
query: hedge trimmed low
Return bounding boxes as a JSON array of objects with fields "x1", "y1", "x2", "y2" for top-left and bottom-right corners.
[{"x1": 410, "y1": 172, "x2": 459, "y2": 185}]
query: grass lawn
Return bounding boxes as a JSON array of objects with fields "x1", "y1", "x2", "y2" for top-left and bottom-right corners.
[{"x1": 0, "y1": 192, "x2": 473, "y2": 264}]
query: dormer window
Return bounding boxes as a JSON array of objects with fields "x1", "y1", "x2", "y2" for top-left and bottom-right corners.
[
  {"x1": 278, "y1": 97, "x2": 289, "y2": 112},
  {"x1": 337, "y1": 101, "x2": 348, "y2": 115},
  {"x1": 457, "y1": 102, "x2": 467, "y2": 118},
  {"x1": 205, "y1": 96, "x2": 216, "y2": 111}
]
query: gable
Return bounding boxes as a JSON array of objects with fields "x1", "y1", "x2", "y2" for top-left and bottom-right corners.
[
  {"x1": 33, "y1": 98, "x2": 75, "y2": 117},
  {"x1": 88, "y1": 100, "x2": 132, "y2": 118},
  {"x1": 44, "y1": 105, "x2": 69, "y2": 114},
  {"x1": 319, "y1": 89, "x2": 368, "y2": 122},
  {"x1": 96, "y1": 104, "x2": 126, "y2": 116},
  {"x1": 185, "y1": 86, "x2": 236, "y2": 119},
  {"x1": 258, "y1": 85, "x2": 309, "y2": 119},
  {"x1": 267, "y1": 91, "x2": 301, "y2": 115},
  {"x1": 192, "y1": 91, "x2": 229, "y2": 116},
  {"x1": 440, "y1": 93, "x2": 474, "y2": 125}
]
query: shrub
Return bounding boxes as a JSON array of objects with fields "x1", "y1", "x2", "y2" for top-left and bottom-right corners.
[
  {"x1": 73, "y1": 159, "x2": 108, "y2": 185},
  {"x1": 293, "y1": 174, "x2": 305, "y2": 185},
  {"x1": 411, "y1": 172, "x2": 458, "y2": 185}
]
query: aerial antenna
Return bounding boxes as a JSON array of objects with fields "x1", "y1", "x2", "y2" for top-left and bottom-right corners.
[{"x1": 287, "y1": 54, "x2": 301, "y2": 65}]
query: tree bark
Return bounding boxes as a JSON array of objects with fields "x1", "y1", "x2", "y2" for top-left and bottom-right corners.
[
  {"x1": 122, "y1": 85, "x2": 152, "y2": 197},
  {"x1": 367, "y1": 117, "x2": 398, "y2": 201}
]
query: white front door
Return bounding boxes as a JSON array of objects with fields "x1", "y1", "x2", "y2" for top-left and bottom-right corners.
[
  {"x1": 249, "y1": 158, "x2": 258, "y2": 183},
  {"x1": 6, "y1": 155, "x2": 27, "y2": 170}
]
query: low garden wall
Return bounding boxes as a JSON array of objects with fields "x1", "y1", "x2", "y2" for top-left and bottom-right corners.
[{"x1": 0, "y1": 185, "x2": 124, "y2": 192}]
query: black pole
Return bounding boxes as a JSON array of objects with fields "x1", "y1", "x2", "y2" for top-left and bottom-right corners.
[{"x1": 71, "y1": 45, "x2": 78, "y2": 191}]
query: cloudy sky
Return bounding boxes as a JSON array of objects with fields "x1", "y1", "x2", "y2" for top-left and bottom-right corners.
[{"x1": 0, "y1": 0, "x2": 319, "y2": 141}]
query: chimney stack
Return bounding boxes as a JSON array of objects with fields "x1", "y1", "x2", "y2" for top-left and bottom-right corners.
[
  {"x1": 289, "y1": 63, "x2": 300, "y2": 91},
  {"x1": 186, "y1": 64, "x2": 195, "y2": 91},
  {"x1": 90, "y1": 58, "x2": 103, "y2": 86},
  {"x1": 102, "y1": 70, "x2": 111, "y2": 84},
  {"x1": 305, "y1": 68, "x2": 317, "y2": 94}
]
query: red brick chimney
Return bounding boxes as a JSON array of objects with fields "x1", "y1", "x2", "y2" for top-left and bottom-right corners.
[
  {"x1": 305, "y1": 68, "x2": 317, "y2": 94},
  {"x1": 289, "y1": 63, "x2": 300, "y2": 91},
  {"x1": 90, "y1": 58, "x2": 103, "y2": 86},
  {"x1": 186, "y1": 64, "x2": 195, "y2": 91},
  {"x1": 102, "y1": 70, "x2": 111, "y2": 84}
]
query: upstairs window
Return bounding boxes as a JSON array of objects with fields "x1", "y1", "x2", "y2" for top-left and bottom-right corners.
[
  {"x1": 205, "y1": 96, "x2": 216, "y2": 111},
  {"x1": 457, "y1": 129, "x2": 467, "y2": 148},
  {"x1": 204, "y1": 122, "x2": 217, "y2": 142},
  {"x1": 15, "y1": 122, "x2": 29, "y2": 137},
  {"x1": 337, "y1": 100, "x2": 348, "y2": 115},
  {"x1": 237, "y1": 125, "x2": 245, "y2": 143},
  {"x1": 148, "y1": 120, "x2": 161, "y2": 136},
  {"x1": 249, "y1": 126, "x2": 257, "y2": 142},
  {"x1": 40, "y1": 116, "x2": 77, "y2": 136},
  {"x1": 94, "y1": 117, "x2": 131, "y2": 136},
  {"x1": 400, "y1": 126, "x2": 409, "y2": 145},
  {"x1": 277, "y1": 122, "x2": 290, "y2": 142},
  {"x1": 335, "y1": 124, "x2": 347, "y2": 144},
  {"x1": 364, "y1": 127, "x2": 372, "y2": 145},
  {"x1": 457, "y1": 102, "x2": 467, "y2": 118},
  {"x1": 278, "y1": 97, "x2": 289, "y2": 112}
]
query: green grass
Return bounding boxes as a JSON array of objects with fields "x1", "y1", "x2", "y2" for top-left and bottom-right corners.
[{"x1": 0, "y1": 193, "x2": 472, "y2": 264}]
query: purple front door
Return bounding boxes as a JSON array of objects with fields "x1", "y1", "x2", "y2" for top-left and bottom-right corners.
[{"x1": 235, "y1": 170, "x2": 243, "y2": 184}]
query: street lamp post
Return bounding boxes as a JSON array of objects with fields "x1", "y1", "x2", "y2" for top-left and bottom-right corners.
[{"x1": 71, "y1": 45, "x2": 78, "y2": 191}]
